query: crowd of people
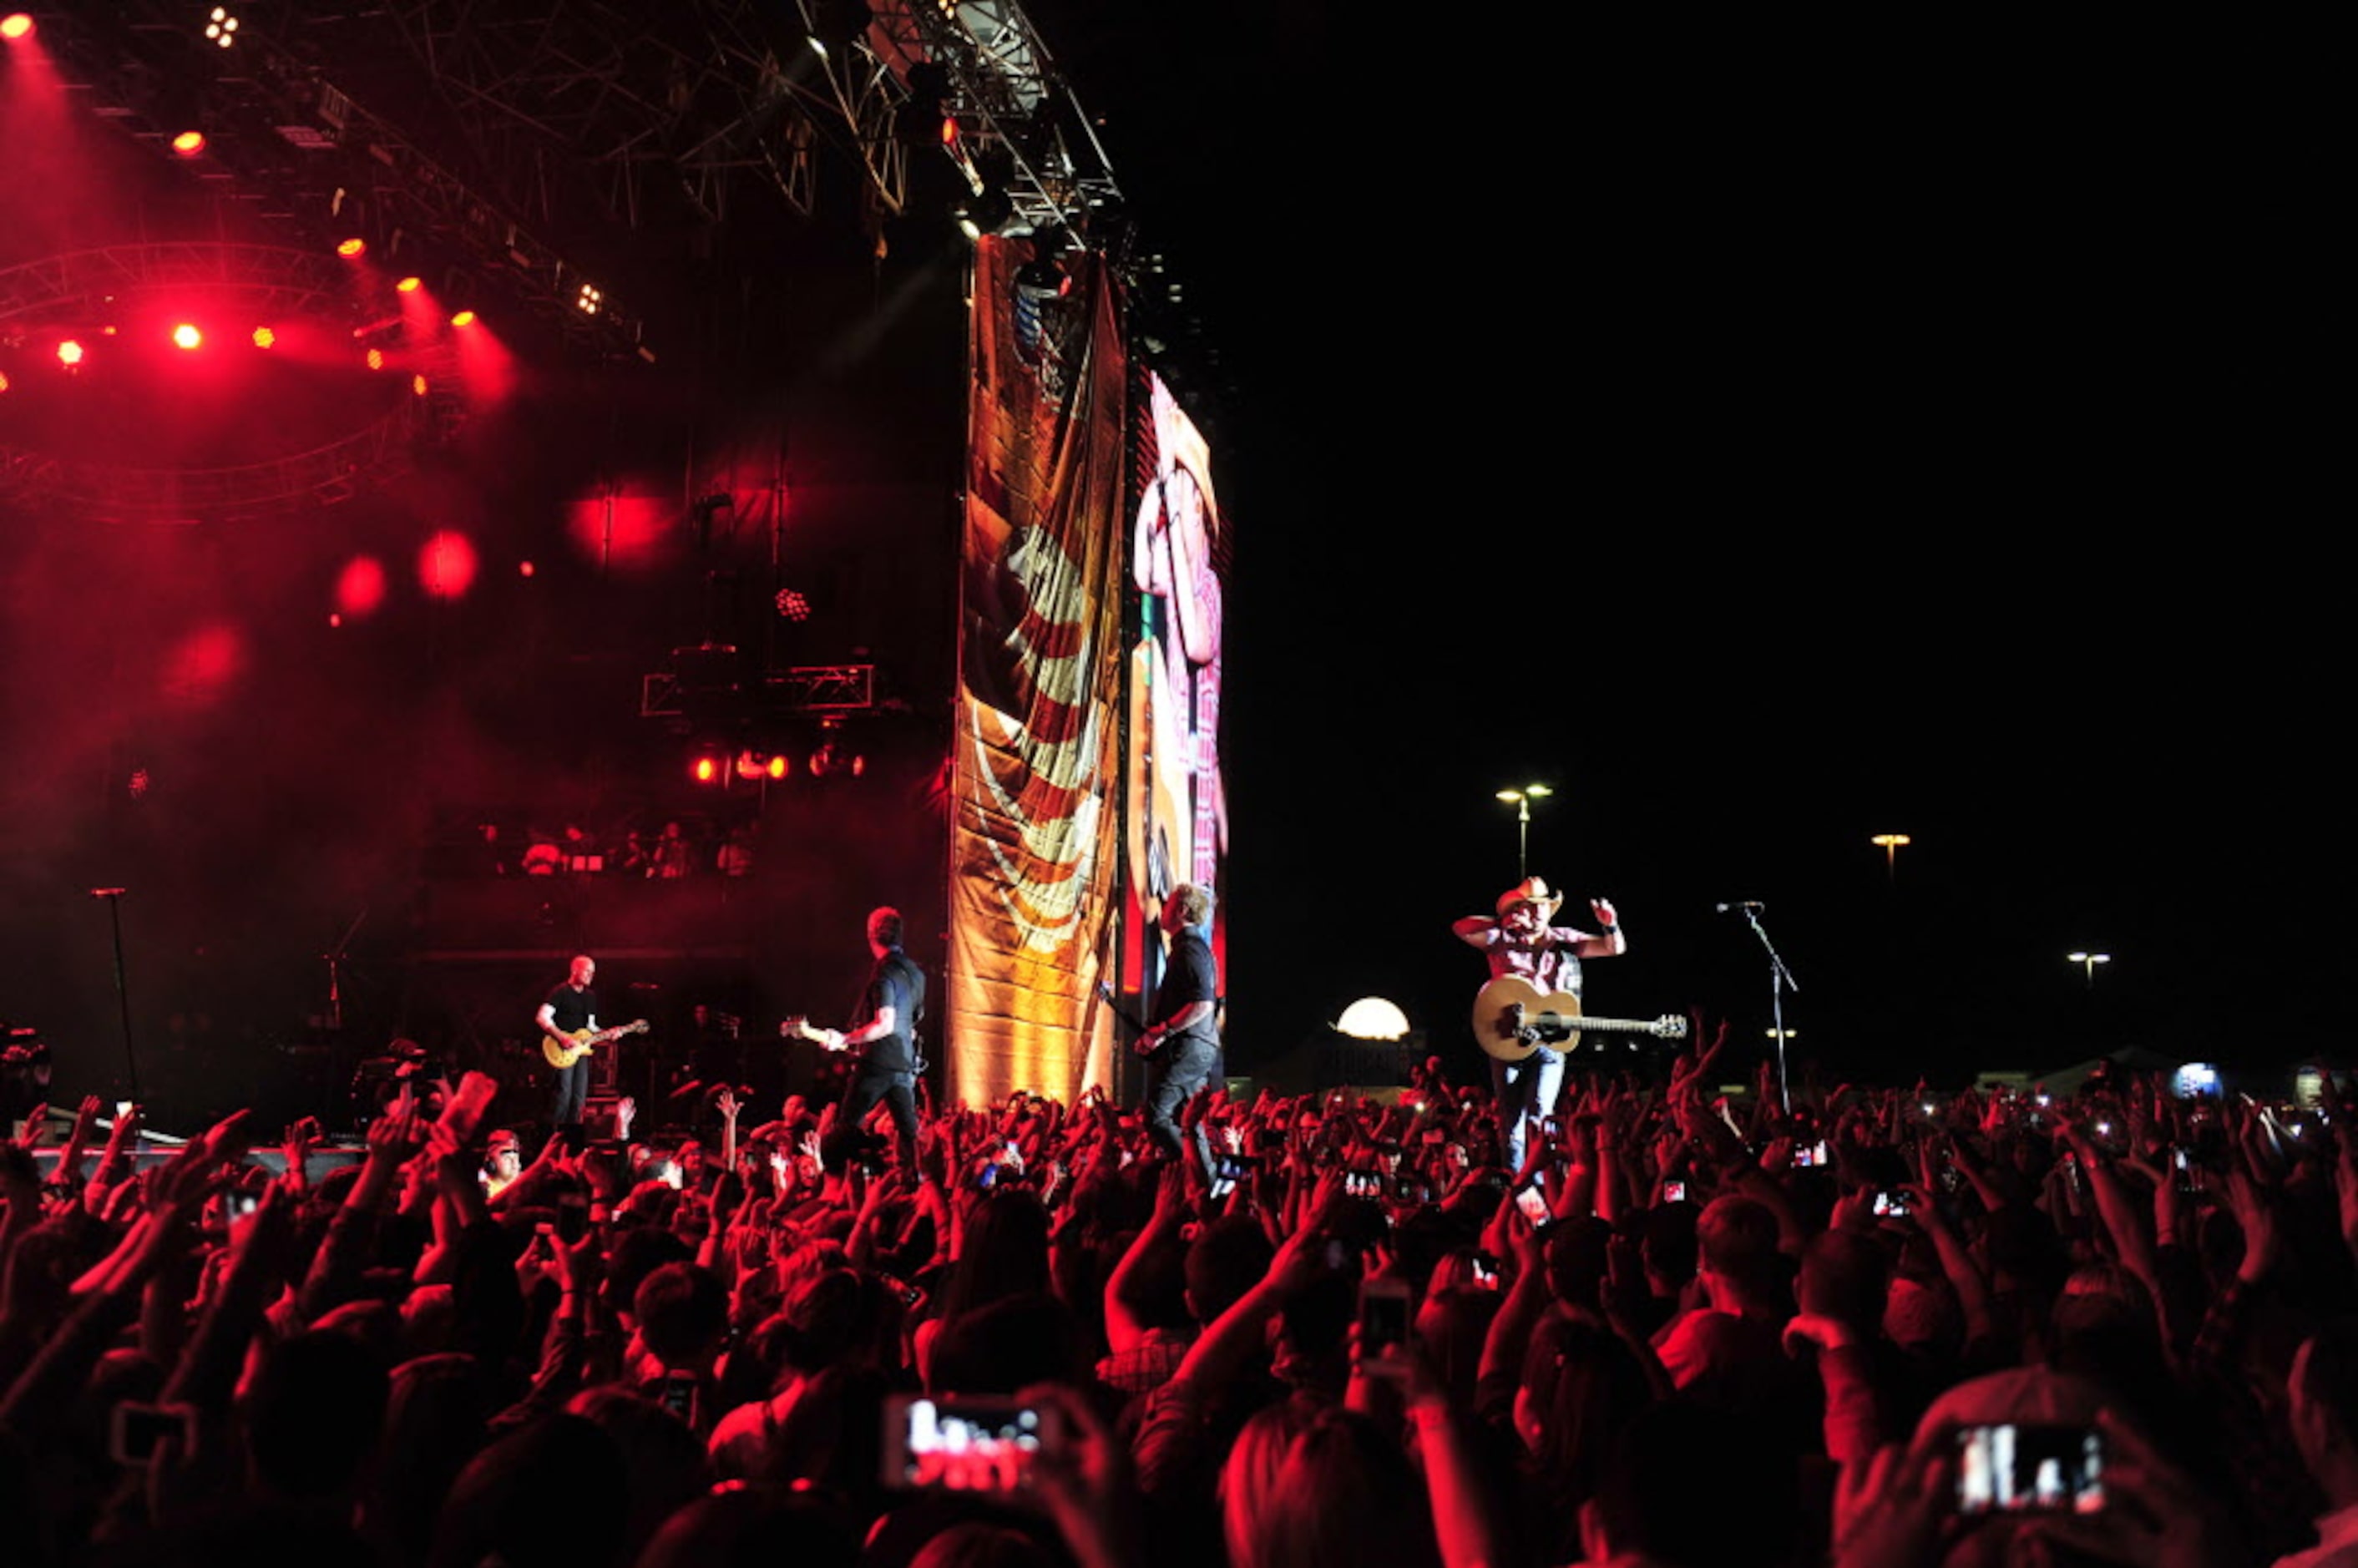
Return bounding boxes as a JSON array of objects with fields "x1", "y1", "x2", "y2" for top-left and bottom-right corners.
[{"x1": 2, "y1": 1028, "x2": 2352, "y2": 1567}]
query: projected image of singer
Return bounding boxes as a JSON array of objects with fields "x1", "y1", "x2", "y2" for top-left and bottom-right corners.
[
  {"x1": 1134, "y1": 882, "x2": 1221, "y2": 1171},
  {"x1": 1454, "y1": 878, "x2": 1626, "y2": 1171}
]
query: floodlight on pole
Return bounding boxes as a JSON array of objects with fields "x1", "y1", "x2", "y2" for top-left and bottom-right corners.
[
  {"x1": 1871, "y1": 833, "x2": 1912, "y2": 885},
  {"x1": 2067, "y1": 951, "x2": 2112, "y2": 988},
  {"x1": 1495, "y1": 783, "x2": 1554, "y2": 880}
]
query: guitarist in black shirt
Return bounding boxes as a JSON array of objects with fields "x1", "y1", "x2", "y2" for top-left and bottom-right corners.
[{"x1": 792, "y1": 908, "x2": 925, "y2": 1168}]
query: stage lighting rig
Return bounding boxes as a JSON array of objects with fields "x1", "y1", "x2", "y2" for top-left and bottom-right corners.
[
  {"x1": 1, "y1": 13, "x2": 33, "y2": 42},
  {"x1": 203, "y1": 6, "x2": 238, "y2": 48}
]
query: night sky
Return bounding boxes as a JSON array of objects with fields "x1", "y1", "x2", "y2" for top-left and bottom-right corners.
[{"x1": 1039, "y1": 8, "x2": 2343, "y2": 1087}]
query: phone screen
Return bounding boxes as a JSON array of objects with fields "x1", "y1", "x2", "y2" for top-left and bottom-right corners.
[
  {"x1": 882, "y1": 1394, "x2": 1058, "y2": 1491},
  {"x1": 1955, "y1": 1424, "x2": 2105, "y2": 1514}
]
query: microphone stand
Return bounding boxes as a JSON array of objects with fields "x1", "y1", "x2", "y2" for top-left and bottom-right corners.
[
  {"x1": 1732, "y1": 906, "x2": 1799, "y2": 1113},
  {"x1": 91, "y1": 888, "x2": 140, "y2": 1104}
]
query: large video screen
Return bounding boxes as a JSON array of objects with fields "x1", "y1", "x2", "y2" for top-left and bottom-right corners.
[{"x1": 1122, "y1": 372, "x2": 1228, "y2": 1022}]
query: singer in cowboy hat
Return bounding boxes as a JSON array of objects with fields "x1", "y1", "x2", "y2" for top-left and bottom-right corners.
[{"x1": 1453, "y1": 878, "x2": 1627, "y2": 1171}]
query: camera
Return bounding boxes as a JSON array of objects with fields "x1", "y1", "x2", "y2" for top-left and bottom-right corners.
[
  {"x1": 109, "y1": 1402, "x2": 195, "y2": 1467},
  {"x1": 880, "y1": 1393, "x2": 1061, "y2": 1492},
  {"x1": 1955, "y1": 1424, "x2": 2105, "y2": 1515},
  {"x1": 1358, "y1": 1276, "x2": 1414, "y2": 1375}
]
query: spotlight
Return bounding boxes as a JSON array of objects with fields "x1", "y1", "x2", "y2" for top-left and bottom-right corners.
[
  {"x1": 336, "y1": 237, "x2": 367, "y2": 258},
  {"x1": 954, "y1": 185, "x2": 1014, "y2": 241},
  {"x1": 0, "y1": 371, "x2": 9, "y2": 394},
  {"x1": 395, "y1": 276, "x2": 423, "y2": 293},
  {"x1": 365, "y1": 347, "x2": 384, "y2": 370},
  {"x1": 691, "y1": 754, "x2": 721, "y2": 785},
  {"x1": 734, "y1": 750, "x2": 764, "y2": 781},
  {"x1": 171, "y1": 324, "x2": 202, "y2": 350},
  {"x1": 773, "y1": 589, "x2": 812, "y2": 621},
  {"x1": 575, "y1": 282, "x2": 602, "y2": 316},
  {"x1": 449, "y1": 310, "x2": 477, "y2": 327},
  {"x1": 1015, "y1": 257, "x2": 1070, "y2": 301},
  {"x1": 203, "y1": 6, "x2": 238, "y2": 46},
  {"x1": 411, "y1": 373, "x2": 428, "y2": 396},
  {"x1": 767, "y1": 755, "x2": 788, "y2": 781},
  {"x1": 251, "y1": 326, "x2": 275, "y2": 348},
  {"x1": 57, "y1": 339, "x2": 84, "y2": 366},
  {"x1": 2, "y1": 13, "x2": 33, "y2": 41},
  {"x1": 171, "y1": 130, "x2": 207, "y2": 156}
]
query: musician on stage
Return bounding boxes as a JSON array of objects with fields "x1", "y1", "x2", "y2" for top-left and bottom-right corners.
[
  {"x1": 537, "y1": 953, "x2": 600, "y2": 1144},
  {"x1": 797, "y1": 907, "x2": 925, "y2": 1169},
  {"x1": 1135, "y1": 882, "x2": 1221, "y2": 1171},
  {"x1": 1454, "y1": 878, "x2": 1626, "y2": 1171}
]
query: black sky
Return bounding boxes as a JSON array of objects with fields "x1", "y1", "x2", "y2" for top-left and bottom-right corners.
[{"x1": 1034, "y1": 8, "x2": 2344, "y2": 1085}]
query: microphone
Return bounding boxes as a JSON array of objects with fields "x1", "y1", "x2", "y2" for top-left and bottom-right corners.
[
  {"x1": 1714, "y1": 900, "x2": 1763, "y2": 913},
  {"x1": 89, "y1": 887, "x2": 127, "y2": 898}
]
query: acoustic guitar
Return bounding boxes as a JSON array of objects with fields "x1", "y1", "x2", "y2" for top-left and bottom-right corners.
[
  {"x1": 541, "y1": 1019, "x2": 648, "y2": 1070},
  {"x1": 1470, "y1": 977, "x2": 1686, "y2": 1063}
]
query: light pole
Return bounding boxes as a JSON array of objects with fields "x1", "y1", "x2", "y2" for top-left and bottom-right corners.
[
  {"x1": 1871, "y1": 833, "x2": 1912, "y2": 887},
  {"x1": 1495, "y1": 784, "x2": 1552, "y2": 880},
  {"x1": 2067, "y1": 951, "x2": 2111, "y2": 989}
]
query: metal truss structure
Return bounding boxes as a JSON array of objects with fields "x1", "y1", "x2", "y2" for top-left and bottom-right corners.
[
  {"x1": 640, "y1": 661, "x2": 876, "y2": 721},
  {"x1": 0, "y1": 244, "x2": 466, "y2": 524},
  {"x1": 819, "y1": 0, "x2": 1124, "y2": 250},
  {"x1": 365, "y1": 0, "x2": 824, "y2": 231}
]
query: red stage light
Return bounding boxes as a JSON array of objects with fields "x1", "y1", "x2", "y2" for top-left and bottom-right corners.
[
  {"x1": 1, "y1": 14, "x2": 33, "y2": 41},
  {"x1": 171, "y1": 130, "x2": 207, "y2": 156},
  {"x1": 335, "y1": 556, "x2": 387, "y2": 617},
  {"x1": 418, "y1": 530, "x2": 478, "y2": 599},
  {"x1": 449, "y1": 310, "x2": 477, "y2": 327},
  {"x1": 0, "y1": 372, "x2": 9, "y2": 394},
  {"x1": 767, "y1": 755, "x2": 789, "y2": 781},
  {"x1": 336, "y1": 237, "x2": 367, "y2": 258},
  {"x1": 58, "y1": 340, "x2": 84, "y2": 366},
  {"x1": 692, "y1": 756, "x2": 718, "y2": 784},
  {"x1": 395, "y1": 276, "x2": 422, "y2": 293},
  {"x1": 411, "y1": 373, "x2": 428, "y2": 396},
  {"x1": 251, "y1": 326, "x2": 275, "y2": 348},
  {"x1": 172, "y1": 324, "x2": 202, "y2": 350},
  {"x1": 365, "y1": 347, "x2": 384, "y2": 370},
  {"x1": 519, "y1": 560, "x2": 535, "y2": 578}
]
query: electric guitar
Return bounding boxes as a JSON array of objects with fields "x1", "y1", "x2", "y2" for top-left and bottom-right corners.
[
  {"x1": 778, "y1": 1016, "x2": 849, "y2": 1053},
  {"x1": 541, "y1": 1019, "x2": 648, "y2": 1070},
  {"x1": 1470, "y1": 977, "x2": 1687, "y2": 1063}
]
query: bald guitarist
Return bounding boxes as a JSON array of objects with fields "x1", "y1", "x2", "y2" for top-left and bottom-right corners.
[
  {"x1": 537, "y1": 954, "x2": 601, "y2": 1146},
  {"x1": 1454, "y1": 878, "x2": 1626, "y2": 1172}
]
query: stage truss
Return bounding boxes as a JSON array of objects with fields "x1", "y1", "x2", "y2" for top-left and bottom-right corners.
[{"x1": 0, "y1": 243, "x2": 465, "y2": 524}]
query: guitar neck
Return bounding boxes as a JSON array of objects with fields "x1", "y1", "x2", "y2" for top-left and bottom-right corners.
[{"x1": 1556, "y1": 1014, "x2": 1665, "y2": 1035}]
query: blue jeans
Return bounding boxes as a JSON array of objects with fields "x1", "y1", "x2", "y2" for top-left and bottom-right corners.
[
  {"x1": 1490, "y1": 1047, "x2": 1563, "y2": 1172},
  {"x1": 549, "y1": 1058, "x2": 591, "y2": 1134}
]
